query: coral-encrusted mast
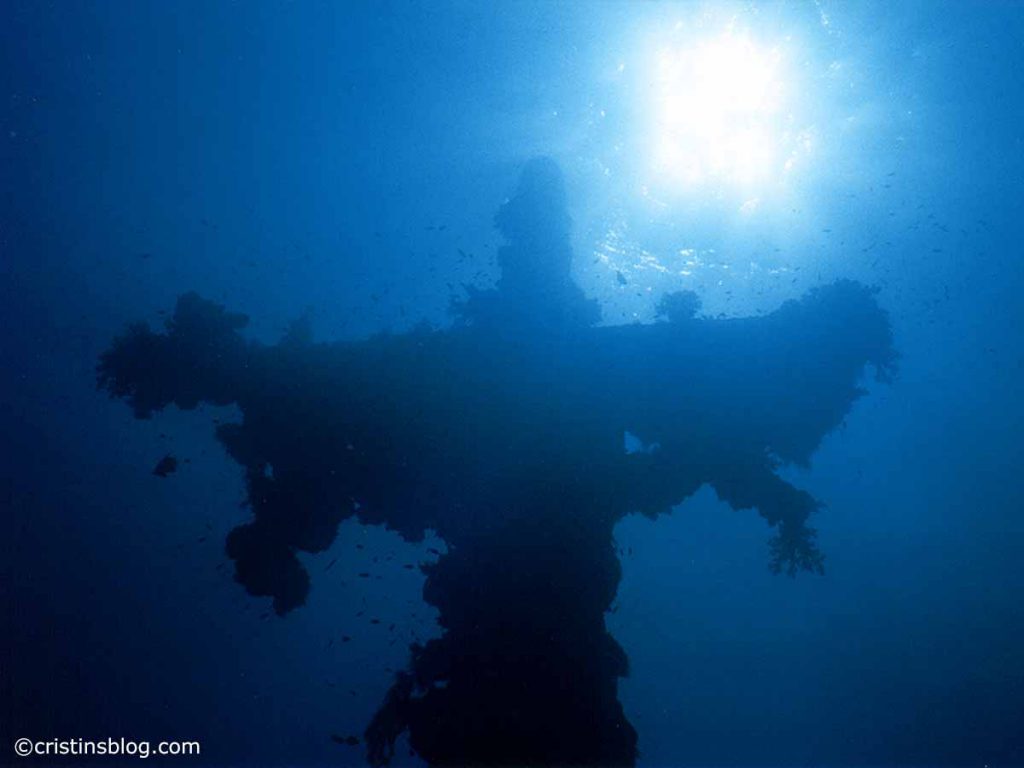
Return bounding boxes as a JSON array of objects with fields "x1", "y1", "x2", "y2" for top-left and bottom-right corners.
[{"x1": 98, "y1": 159, "x2": 894, "y2": 767}]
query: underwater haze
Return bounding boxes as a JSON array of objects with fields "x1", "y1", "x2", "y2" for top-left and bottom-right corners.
[{"x1": 2, "y1": 1, "x2": 1023, "y2": 767}]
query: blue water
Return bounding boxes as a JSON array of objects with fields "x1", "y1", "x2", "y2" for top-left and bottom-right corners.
[{"x1": 2, "y1": 2, "x2": 1022, "y2": 766}]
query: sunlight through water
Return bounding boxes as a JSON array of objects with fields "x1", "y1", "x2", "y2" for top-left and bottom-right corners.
[{"x1": 646, "y1": 25, "x2": 807, "y2": 194}]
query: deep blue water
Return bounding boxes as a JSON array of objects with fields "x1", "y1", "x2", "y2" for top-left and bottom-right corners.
[{"x1": 2, "y1": 2, "x2": 1023, "y2": 767}]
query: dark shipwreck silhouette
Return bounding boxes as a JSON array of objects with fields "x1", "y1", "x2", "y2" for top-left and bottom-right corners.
[{"x1": 98, "y1": 158, "x2": 895, "y2": 767}]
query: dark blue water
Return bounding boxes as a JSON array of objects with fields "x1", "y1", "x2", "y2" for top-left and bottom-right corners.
[{"x1": 3, "y1": 2, "x2": 1022, "y2": 767}]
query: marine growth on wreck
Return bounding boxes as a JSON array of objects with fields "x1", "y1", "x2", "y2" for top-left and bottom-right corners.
[{"x1": 98, "y1": 159, "x2": 894, "y2": 766}]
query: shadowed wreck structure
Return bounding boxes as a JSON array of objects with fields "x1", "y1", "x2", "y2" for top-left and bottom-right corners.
[{"x1": 98, "y1": 159, "x2": 895, "y2": 767}]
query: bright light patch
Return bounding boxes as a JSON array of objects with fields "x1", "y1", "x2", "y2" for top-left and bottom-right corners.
[{"x1": 651, "y1": 30, "x2": 788, "y2": 189}]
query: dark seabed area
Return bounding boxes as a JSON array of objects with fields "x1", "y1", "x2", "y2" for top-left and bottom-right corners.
[{"x1": 2, "y1": 2, "x2": 1023, "y2": 767}]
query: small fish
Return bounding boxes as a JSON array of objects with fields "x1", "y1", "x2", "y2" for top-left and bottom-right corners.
[
  {"x1": 616, "y1": 271, "x2": 628, "y2": 286},
  {"x1": 152, "y1": 455, "x2": 178, "y2": 477},
  {"x1": 331, "y1": 735, "x2": 361, "y2": 747},
  {"x1": 325, "y1": 558, "x2": 338, "y2": 572}
]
